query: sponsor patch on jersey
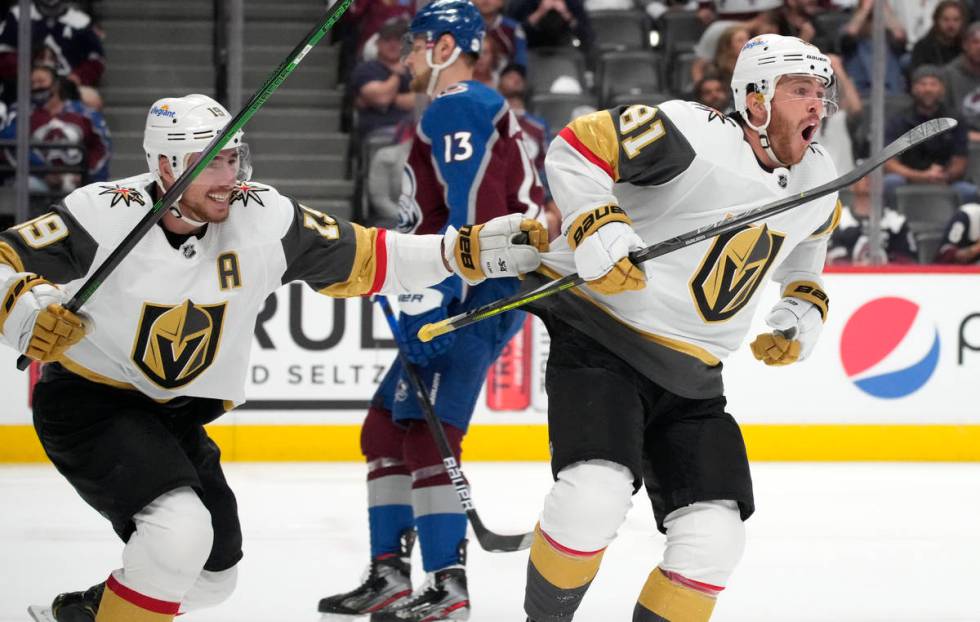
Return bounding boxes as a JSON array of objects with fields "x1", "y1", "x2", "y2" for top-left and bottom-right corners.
[
  {"x1": 131, "y1": 299, "x2": 227, "y2": 389},
  {"x1": 229, "y1": 182, "x2": 269, "y2": 207},
  {"x1": 689, "y1": 224, "x2": 785, "y2": 322},
  {"x1": 97, "y1": 185, "x2": 146, "y2": 207}
]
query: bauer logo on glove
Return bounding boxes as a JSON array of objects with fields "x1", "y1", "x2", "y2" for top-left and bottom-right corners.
[{"x1": 444, "y1": 213, "x2": 549, "y2": 285}]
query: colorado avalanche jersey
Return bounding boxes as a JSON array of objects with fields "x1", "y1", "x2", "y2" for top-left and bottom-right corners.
[
  {"x1": 398, "y1": 79, "x2": 543, "y2": 304},
  {"x1": 534, "y1": 100, "x2": 840, "y2": 398},
  {"x1": 0, "y1": 174, "x2": 407, "y2": 405}
]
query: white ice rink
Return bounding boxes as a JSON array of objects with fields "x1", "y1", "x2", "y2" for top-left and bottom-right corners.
[{"x1": 2, "y1": 462, "x2": 979, "y2": 622}]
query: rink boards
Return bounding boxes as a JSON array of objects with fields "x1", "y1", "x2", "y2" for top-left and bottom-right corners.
[{"x1": 1, "y1": 268, "x2": 979, "y2": 462}]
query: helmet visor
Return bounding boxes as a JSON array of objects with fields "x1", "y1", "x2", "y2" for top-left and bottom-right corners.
[
  {"x1": 774, "y1": 74, "x2": 839, "y2": 119},
  {"x1": 184, "y1": 144, "x2": 252, "y2": 184}
]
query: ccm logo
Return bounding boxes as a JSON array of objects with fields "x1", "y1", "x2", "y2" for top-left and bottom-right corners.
[{"x1": 572, "y1": 205, "x2": 626, "y2": 246}]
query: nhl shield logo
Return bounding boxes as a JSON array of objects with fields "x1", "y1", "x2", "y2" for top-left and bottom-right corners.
[
  {"x1": 131, "y1": 300, "x2": 227, "y2": 389},
  {"x1": 689, "y1": 224, "x2": 785, "y2": 322}
]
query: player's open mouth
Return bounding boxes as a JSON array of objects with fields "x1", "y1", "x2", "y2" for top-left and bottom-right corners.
[
  {"x1": 207, "y1": 192, "x2": 230, "y2": 203},
  {"x1": 801, "y1": 123, "x2": 817, "y2": 142}
]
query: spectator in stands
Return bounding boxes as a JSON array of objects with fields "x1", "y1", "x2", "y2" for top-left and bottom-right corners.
[
  {"x1": 0, "y1": 0, "x2": 104, "y2": 109},
  {"x1": 349, "y1": 18, "x2": 415, "y2": 142},
  {"x1": 827, "y1": 173, "x2": 918, "y2": 265},
  {"x1": 508, "y1": 0, "x2": 596, "y2": 62},
  {"x1": 884, "y1": 64, "x2": 975, "y2": 205},
  {"x1": 349, "y1": 0, "x2": 414, "y2": 60},
  {"x1": 891, "y1": 0, "x2": 944, "y2": 51},
  {"x1": 693, "y1": 23, "x2": 748, "y2": 86},
  {"x1": 473, "y1": 35, "x2": 502, "y2": 87},
  {"x1": 840, "y1": 0, "x2": 908, "y2": 97},
  {"x1": 691, "y1": 3, "x2": 780, "y2": 85},
  {"x1": 936, "y1": 202, "x2": 980, "y2": 262},
  {"x1": 943, "y1": 21, "x2": 980, "y2": 142},
  {"x1": 496, "y1": 62, "x2": 561, "y2": 238},
  {"x1": 0, "y1": 64, "x2": 110, "y2": 194},
  {"x1": 367, "y1": 120, "x2": 414, "y2": 227},
  {"x1": 815, "y1": 53, "x2": 862, "y2": 173},
  {"x1": 773, "y1": 0, "x2": 818, "y2": 43},
  {"x1": 910, "y1": 0, "x2": 968, "y2": 73},
  {"x1": 693, "y1": 75, "x2": 731, "y2": 112},
  {"x1": 474, "y1": 0, "x2": 528, "y2": 71}
]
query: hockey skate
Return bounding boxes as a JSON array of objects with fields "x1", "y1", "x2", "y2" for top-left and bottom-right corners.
[
  {"x1": 371, "y1": 538, "x2": 469, "y2": 622},
  {"x1": 370, "y1": 567, "x2": 469, "y2": 622},
  {"x1": 318, "y1": 529, "x2": 416, "y2": 617},
  {"x1": 30, "y1": 582, "x2": 104, "y2": 622}
]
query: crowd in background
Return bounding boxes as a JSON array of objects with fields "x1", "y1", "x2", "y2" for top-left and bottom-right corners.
[{"x1": 2, "y1": 0, "x2": 980, "y2": 266}]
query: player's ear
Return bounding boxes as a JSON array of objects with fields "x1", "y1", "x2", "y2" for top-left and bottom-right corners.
[
  {"x1": 436, "y1": 33, "x2": 458, "y2": 63},
  {"x1": 746, "y1": 91, "x2": 766, "y2": 125},
  {"x1": 158, "y1": 155, "x2": 176, "y2": 186}
]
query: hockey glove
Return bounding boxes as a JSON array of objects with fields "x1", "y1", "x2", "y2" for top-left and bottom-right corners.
[
  {"x1": 397, "y1": 287, "x2": 457, "y2": 366},
  {"x1": 0, "y1": 273, "x2": 86, "y2": 362},
  {"x1": 444, "y1": 213, "x2": 549, "y2": 285},
  {"x1": 567, "y1": 205, "x2": 646, "y2": 296},
  {"x1": 750, "y1": 282, "x2": 829, "y2": 366}
]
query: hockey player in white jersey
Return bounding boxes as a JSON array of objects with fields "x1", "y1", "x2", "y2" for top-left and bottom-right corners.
[
  {"x1": 521, "y1": 34, "x2": 840, "y2": 622},
  {"x1": 0, "y1": 93, "x2": 546, "y2": 622}
]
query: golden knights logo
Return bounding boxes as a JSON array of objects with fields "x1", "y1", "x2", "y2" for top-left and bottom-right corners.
[
  {"x1": 690, "y1": 224, "x2": 785, "y2": 322},
  {"x1": 98, "y1": 185, "x2": 146, "y2": 207},
  {"x1": 131, "y1": 300, "x2": 226, "y2": 389},
  {"x1": 229, "y1": 182, "x2": 269, "y2": 207}
]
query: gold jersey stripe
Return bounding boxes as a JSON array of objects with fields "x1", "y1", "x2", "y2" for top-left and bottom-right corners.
[
  {"x1": 637, "y1": 568, "x2": 716, "y2": 622},
  {"x1": 321, "y1": 224, "x2": 380, "y2": 298},
  {"x1": 59, "y1": 356, "x2": 139, "y2": 391},
  {"x1": 0, "y1": 240, "x2": 25, "y2": 272},
  {"x1": 529, "y1": 524, "x2": 605, "y2": 590},
  {"x1": 538, "y1": 265, "x2": 721, "y2": 366},
  {"x1": 781, "y1": 280, "x2": 830, "y2": 320},
  {"x1": 565, "y1": 110, "x2": 621, "y2": 180},
  {"x1": 808, "y1": 199, "x2": 842, "y2": 240}
]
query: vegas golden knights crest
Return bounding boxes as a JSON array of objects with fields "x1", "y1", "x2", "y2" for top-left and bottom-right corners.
[
  {"x1": 690, "y1": 224, "x2": 785, "y2": 322},
  {"x1": 131, "y1": 300, "x2": 227, "y2": 389}
]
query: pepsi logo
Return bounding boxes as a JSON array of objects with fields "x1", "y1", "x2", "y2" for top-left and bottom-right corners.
[{"x1": 840, "y1": 297, "x2": 940, "y2": 399}]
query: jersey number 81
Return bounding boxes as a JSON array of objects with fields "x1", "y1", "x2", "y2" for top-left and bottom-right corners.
[{"x1": 619, "y1": 105, "x2": 665, "y2": 160}]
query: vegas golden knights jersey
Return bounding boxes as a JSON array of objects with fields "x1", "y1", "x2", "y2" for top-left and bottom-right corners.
[
  {"x1": 0, "y1": 173, "x2": 403, "y2": 405},
  {"x1": 535, "y1": 100, "x2": 840, "y2": 398}
]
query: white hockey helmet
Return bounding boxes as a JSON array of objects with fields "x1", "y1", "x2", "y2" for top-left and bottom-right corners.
[
  {"x1": 143, "y1": 94, "x2": 251, "y2": 187},
  {"x1": 731, "y1": 34, "x2": 836, "y2": 164}
]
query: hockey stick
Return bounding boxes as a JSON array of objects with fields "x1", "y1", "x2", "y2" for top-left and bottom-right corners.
[
  {"x1": 15, "y1": 0, "x2": 353, "y2": 371},
  {"x1": 418, "y1": 117, "x2": 957, "y2": 342},
  {"x1": 374, "y1": 295, "x2": 534, "y2": 553}
]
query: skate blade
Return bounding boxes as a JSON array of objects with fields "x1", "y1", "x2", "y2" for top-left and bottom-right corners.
[{"x1": 27, "y1": 606, "x2": 55, "y2": 622}]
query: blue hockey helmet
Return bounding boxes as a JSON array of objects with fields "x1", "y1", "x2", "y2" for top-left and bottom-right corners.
[{"x1": 409, "y1": 0, "x2": 485, "y2": 56}]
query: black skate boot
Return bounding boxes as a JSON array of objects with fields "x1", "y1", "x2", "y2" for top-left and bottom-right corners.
[
  {"x1": 50, "y1": 582, "x2": 103, "y2": 622},
  {"x1": 372, "y1": 539, "x2": 470, "y2": 622},
  {"x1": 318, "y1": 528, "x2": 416, "y2": 616}
]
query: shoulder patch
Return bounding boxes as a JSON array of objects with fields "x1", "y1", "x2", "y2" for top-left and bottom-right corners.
[
  {"x1": 230, "y1": 181, "x2": 271, "y2": 207},
  {"x1": 96, "y1": 184, "x2": 146, "y2": 208},
  {"x1": 613, "y1": 104, "x2": 696, "y2": 187}
]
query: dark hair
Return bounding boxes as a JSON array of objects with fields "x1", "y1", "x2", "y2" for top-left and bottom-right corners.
[
  {"x1": 57, "y1": 76, "x2": 80, "y2": 101},
  {"x1": 930, "y1": 0, "x2": 968, "y2": 41},
  {"x1": 499, "y1": 63, "x2": 526, "y2": 79}
]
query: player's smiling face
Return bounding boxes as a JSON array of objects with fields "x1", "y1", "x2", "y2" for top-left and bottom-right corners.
[
  {"x1": 160, "y1": 148, "x2": 239, "y2": 225},
  {"x1": 766, "y1": 75, "x2": 827, "y2": 165}
]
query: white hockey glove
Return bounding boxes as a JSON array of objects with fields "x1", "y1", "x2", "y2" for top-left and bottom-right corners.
[
  {"x1": 567, "y1": 205, "x2": 646, "y2": 296},
  {"x1": 443, "y1": 213, "x2": 549, "y2": 285},
  {"x1": 750, "y1": 282, "x2": 829, "y2": 366},
  {"x1": 0, "y1": 273, "x2": 86, "y2": 362}
]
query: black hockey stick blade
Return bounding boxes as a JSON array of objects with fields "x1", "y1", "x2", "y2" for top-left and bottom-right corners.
[
  {"x1": 374, "y1": 296, "x2": 533, "y2": 553},
  {"x1": 417, "y1": 117, "x2": 958, "y2": 342},
  {"x1": 15, "y1": 0, "x2": 353, "y2": 371}
]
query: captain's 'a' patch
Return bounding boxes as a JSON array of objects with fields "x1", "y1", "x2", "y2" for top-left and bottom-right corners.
[{"x1": 131, "y1": 299, "x2": 227, "y2": 389}]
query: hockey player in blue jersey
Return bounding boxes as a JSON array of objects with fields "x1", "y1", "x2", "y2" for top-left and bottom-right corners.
[{"x1": 317, "y1": 2, "x2": 545, "y2": 620}]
